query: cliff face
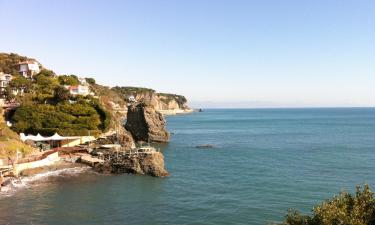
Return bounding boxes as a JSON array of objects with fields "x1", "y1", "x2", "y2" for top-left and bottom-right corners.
[
  {"x1": 125, "y1": 103, "x2": 169, "y2": 143},
  {"x1": 155, "y1": 93, "x2": 188, "y2": 111},
  {"x1": 112, "y1": 86, "x2": 190, "y2": 112}
]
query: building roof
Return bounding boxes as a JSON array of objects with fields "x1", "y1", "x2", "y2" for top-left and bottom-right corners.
[{"x1": 17, "y1": 60, "x2": 38, "y2": 65}]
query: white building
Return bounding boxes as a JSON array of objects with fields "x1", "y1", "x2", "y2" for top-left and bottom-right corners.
[
  {"x1": 18, "y1": 60, "x2": 40, "y2": 78},
  {"x1": 0, "y1": 72, "x2": 12, "y2": 97},
  {"x1": 78, "y1": 77, "x2": 87, "y2": 85},
  {"x1": 66, "y1": 85, "x2": 90, "y2": 96},
  {"x1": 0, "y1": 72, "x2": 12, "y2": 89}
]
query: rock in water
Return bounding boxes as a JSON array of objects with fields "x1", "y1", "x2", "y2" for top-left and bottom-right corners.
[
  {"x1": 125, "y1": 103, "x2": 170, "y2": 143},
  {"x1": 196, "y1": 144, "x2": 215, "y2": 149},
  {"x1": 140, "y1": 152, "x2": 169, "y2": 177},
  {"x1": 93, "y1": 151, "x2": 169, "y2": 177}
]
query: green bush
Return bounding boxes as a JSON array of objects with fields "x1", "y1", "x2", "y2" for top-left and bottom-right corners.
[
  {"x1": 277, "y1": 184, "x2": 375, "y2": 225},
  {"x1": 58, "y1": 75, "x2": 80, "y2": 85},
  {"x1": 0, "y1": 53, "x2": 29, "y2": 75},
  {"x1": 85, "y1": 77, "x2": 96, "y2": 84},
  {"x1": 11, "y1": 101, "x2": 109, "y2": 136},
  {"x1": 9, "y1": 76, "x2": 32, "y2": 91},
  {"x1": 1, "y1": 53, "x2": 112, "y2": 137}
]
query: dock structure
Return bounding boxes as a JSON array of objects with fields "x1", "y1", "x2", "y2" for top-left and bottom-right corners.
[
  {"x1": 101, "y1": 146, "x2": 158, "y2": 161},
  {"x1": 0, "y1": 165, "x2": 14, "y2": 177},
  {"x1": 79, "y1": 154, "x2": 104, "y2": 166},
  {"x1": 0, "y1": 166, "x2": 13, "y2": 173}
]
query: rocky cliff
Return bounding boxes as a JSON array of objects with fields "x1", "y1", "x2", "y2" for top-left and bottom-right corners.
[
  {"x1": 125, "y1": 103, "x2": 169, "y2": 143},
  {"x1": 112, "y1": 86, "x2": 190, "y2": 112}
]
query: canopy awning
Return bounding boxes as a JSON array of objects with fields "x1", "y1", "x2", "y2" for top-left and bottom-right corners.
[{"x1": 20, "y1": 133, "x2": 83, "y2": 142}]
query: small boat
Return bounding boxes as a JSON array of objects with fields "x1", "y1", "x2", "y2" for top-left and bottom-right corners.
[{"x1": 136, "y1": 146, "x2": 157, "y2": 154}]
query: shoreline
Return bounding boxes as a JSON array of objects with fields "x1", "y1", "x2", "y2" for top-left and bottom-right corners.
[
  {"x1": 0, "y1": 161, "x2": 91, "y2": 197},
  {"x1": 158, "y1": 108, "x2": 194, "y2": 116}
]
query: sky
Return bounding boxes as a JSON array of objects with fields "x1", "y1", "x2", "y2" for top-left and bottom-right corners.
[{"x1": 0, "y1": 0, "x2": 374, "y2": 108}]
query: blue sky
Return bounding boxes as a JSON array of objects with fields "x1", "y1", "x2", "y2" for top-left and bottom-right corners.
[{"x1": 0, "y1": 0, "x2": 374, "y2": 107}]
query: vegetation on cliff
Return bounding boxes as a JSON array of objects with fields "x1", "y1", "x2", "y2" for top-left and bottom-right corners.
[
  {"x1": 112, "y1": 86, "x2": 189, "y2": 110},
  {"x1": 157, "y1": 93, "x2": 187, "y2": 108},
  {"x1": 11, "y1": 98, "x2": 108, "y2": 136},
  {"x1": 0, "y1": 53, "x2": 111, "y2": 136},
  {"x1": 277, "y1": 184, "x2": 375, "y2": 225},
  {"x1": 9, "y1": 80, "x2": 111, "y2": 136},
  {"x1": 0, "y1": 53, "x2": 37, "y2": 75},
  {"x1": 1, "y1": 52, "x2": 186, "y2": 141},
  {"x1": 0, "y1": 109, "x2": 35, "y2": 158},
  {"x1": 112, "y1": 86, "x2": 155, "y2": 98},
  {"x1": 89, "y1": 83, "x2": 127, "y2": 129}
]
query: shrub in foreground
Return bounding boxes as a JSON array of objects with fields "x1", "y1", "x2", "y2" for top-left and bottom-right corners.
[{"x1": 277, "y1": 184, "x2": 375, "y2": 225}]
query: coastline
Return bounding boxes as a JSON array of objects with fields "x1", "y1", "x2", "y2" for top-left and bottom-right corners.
[
  {"x1": 158, "y1": 108, "x2": 194, "y2": 116},
  {"x1": 0, "y1": 161, "x2": 91, "y2": 197}
]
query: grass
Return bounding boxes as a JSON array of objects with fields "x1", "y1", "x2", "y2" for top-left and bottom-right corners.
[{"x1": 0, "y1": 122, "x2": 36, "y2": 158}]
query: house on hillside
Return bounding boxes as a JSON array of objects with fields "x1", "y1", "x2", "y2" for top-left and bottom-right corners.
[
  {"x1": 65, "y1": 85, "x2": 90, "y2": 96},
  {"x1": 0, "y1": 72, "x2": 12, "y2": 98},
  {"x1": 78, "y1": 77, "x2": 87, "y2": 85},
  {"x1": 0, "y1": 72, "x2": 26, "y2": 99},
  {"x1": 17, "y1": 60, "x2": 40, "y2": 78}
]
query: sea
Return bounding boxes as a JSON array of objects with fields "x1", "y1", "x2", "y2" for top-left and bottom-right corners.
[{"x1": 1, "y1": 108, "x2": 375, "y2": 225}]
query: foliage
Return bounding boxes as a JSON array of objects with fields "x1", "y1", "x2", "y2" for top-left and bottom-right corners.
[
  {"x1": 85, "y1": 77, "x2": 96, "y2": 84},
  {"x1": 112, "y1": 86, "x2": 187, "y2": 107},
  {"x1": 0, "y1": 122, "x2": 35, "y2": 158},
  {"x1": 32, "y1": 74, "x2": 60, "y2": 103},
  {"x1": 112, "y1": 86, "x2": 156, "y2": 98},
  {"x1": 37, "y1": 68, "x2": 55, "y2": 77},
  {"x1": 0, "y1": 52, "x2": 114, "y2": 144},
  {"x1": 53, "y1": 86, "x2": 71, "y2": 102},
  {"x1": 9, "y1": 76, "x2": 33, "y2": 91},
  {"x1": 3, "y1": 87, "x2": 15, "y2": 101},
  {"x1": 11, "y1": 100, "x2": 109, "y2": 136},
  {"x1": 58, "y1": 75, "x2": 80, "y2": 85},
  {"x1": 0, "y1": 53, "x2": 29, "y2": 75},
  {"x1": 277, "y1": 184, "x2": 375, "y2": 225}
]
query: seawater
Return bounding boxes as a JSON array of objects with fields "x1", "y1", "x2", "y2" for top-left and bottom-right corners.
[{"x1": 1, "y1": 108, "x2": 375, "y2": 225}]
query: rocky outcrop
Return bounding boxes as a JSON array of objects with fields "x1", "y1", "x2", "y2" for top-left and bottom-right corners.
[
  {"x1": 125, "y1": 103, "x2": 169, "y2": 143},
  {"x1": 93, "y1": 130, "x2": 135, "y2": 150},
  {"x1": 93, "y1": 151, "x2": 169, "y2": 177}
]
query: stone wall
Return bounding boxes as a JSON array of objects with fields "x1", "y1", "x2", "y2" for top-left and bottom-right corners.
[{"x1": 13, "y1": 151, "x2": 60, "y2": 175}]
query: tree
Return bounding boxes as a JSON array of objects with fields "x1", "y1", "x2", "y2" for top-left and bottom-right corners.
[
  {"x1": 85, "y1": 77, "x2": 96, "y2": 84},
  {"x1": 4, "y1": 87, "x2": 15, "y2": 101},
  {"x1": 54, "y1": 86, "x2": 71, "y2": 102},
  {"x1": 11, "y1": 100, "x2": 110, "y2": 136},
  {"x1": 58, "y1": 75, "x2": 79, "y2": 85},
  {"x1": 37, "y1": 68, "x2": 55, "y2": 77},
  {"x1": 33, "y1": 74, "x2": 59, "y2": 102},
  {"x1": 9, "y1": 76, "x2": 32, "y2": 92},
  {"x1": 277, "y1": 184, "x2": 375, "y2": 225}
]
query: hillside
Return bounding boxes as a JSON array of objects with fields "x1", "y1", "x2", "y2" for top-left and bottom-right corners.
[
  {"x1": 0, "y1": 52, "x2": 191, "y2": 146},
  {"x1": 0, "y1": 53, "x2": 39, "y2": 75},
  {"x1": 0, "y1": 109, "x2": 35, "y2": 158},
  {"x1": 0, "y1": 53, "x2": 111, "y2": 137}
]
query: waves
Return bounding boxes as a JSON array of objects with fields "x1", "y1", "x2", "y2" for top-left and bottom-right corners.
[{"x1": 0, "y1": 166, "x2": 91, "y2": 198}]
